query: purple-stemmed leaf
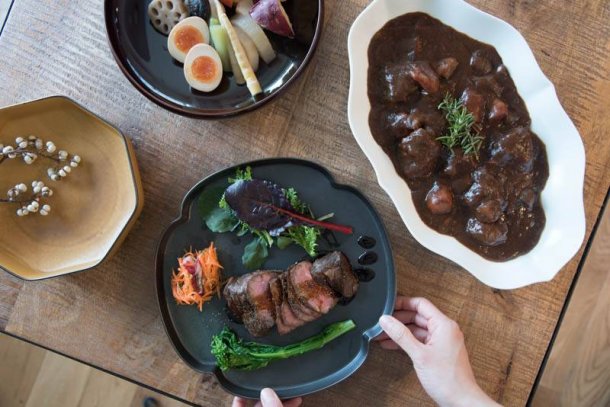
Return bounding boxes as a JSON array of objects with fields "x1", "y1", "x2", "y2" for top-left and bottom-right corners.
[
  {"x1": 224, "y1": 179, "x2": 295, "y2": 235},
  {"x1": 224, "y1": 179, "x2": 354, "y2": 235}
]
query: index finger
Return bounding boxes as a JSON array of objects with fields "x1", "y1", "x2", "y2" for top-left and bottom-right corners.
[{"x1": 395, "y1": 297, "x2": 447, "y2": 321}]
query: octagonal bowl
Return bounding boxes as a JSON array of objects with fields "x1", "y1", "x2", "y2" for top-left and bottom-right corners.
[{"x1": 0, "y1": 96, "x2": 143, "y2": 280}]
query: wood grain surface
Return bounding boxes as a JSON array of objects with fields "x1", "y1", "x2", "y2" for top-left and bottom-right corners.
[
  {"x1": 0, "y1": 0, "x2": 609, "y2": 406},
  {"x1": 531, "y1": 200, "x2": 610, "y2": 407},
  {"x1": 0, "y1": 333, "x2": 188, "y2": 407}
]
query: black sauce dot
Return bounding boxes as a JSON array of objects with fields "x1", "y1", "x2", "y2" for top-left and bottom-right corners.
[
  {"x1": 357, "y1": 235, "x2": 376, "y2": 249},
  {"x1": 355, "y1": 268, "x2": 376, "y2": 282},
  {"x1": 358, "y1": 251, "x2": 378, "y2": 265}
]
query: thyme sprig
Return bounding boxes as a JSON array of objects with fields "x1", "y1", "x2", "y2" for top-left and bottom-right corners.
[{"x1": 437, "y1": 93, "x2": 483, "y2": 159}]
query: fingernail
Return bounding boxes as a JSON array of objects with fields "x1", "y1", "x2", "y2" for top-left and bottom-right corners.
[
  {"x1": 260, "y1": 388, "x2": 277, "y2": 404},
  {"x1": 379, "y1": 315, "x2": 391, "y2": 329}
]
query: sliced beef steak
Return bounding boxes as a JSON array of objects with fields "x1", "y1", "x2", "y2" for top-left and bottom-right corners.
[
  {"x1": 311, "y1": 251, "x2": 359, "y2": 298},
  {"x1": 223, "y1": 270, "x2": 280, "y2": 337},
  {"x1": 284, "y1": 267, "x2": 321, "y2": 323},
  {"x1": 288, "y1": 261, "x2": 338, "y2": 315},
  {"x1": 271, "y1": 273, "x2": 305, "y2": 335},
  {"x1": 223, "y1": 274, "x2": 251, "y2": 324},
  {"x1": 269, "y1": 275, "x2": 303, "y2": 335},
  {"x1": 223, "y1": 252, "x2": 359, "y2": 337}
]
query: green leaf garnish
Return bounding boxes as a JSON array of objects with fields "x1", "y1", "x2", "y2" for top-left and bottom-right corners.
[
  {"x1": 242, "y1": 237, "x2": 269, "y2": 270},
  {"x1": 437, "y1": 93, "x2": 484, "y2": 159},
  {"x1": 284, "y1": 225, "x2": 320, "y2": 257},
  {"x1": 205, "y1": 207, "x2": 239, "y2": 233},
  {"x1": 198, "y1": 186, "x2": 226, "y2": 220},
  {"x1": 201, "y1": 167, "x2": 336, "y2": 269}
]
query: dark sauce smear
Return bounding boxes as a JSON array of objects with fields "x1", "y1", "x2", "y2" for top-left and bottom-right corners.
[
  {"x1": 358, "y1": 251, "x2": 378, "y2": 265},
  {"x1": 367, "y1": 12, "x2": 549, "y2": 261},
  {"x1": 355, "y1": 267, "x2": 376, "y2": 282},
  {"x1": 357, "y1": 235, "x2": 377, "y2": 249}
]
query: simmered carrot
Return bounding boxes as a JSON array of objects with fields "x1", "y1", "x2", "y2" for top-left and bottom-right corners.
[{"x1": 171, "y1": 242, "x2": 223, "y2": 311}]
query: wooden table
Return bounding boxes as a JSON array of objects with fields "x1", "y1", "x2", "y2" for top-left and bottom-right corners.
[{"x1": 0, "y1": 0, "x2": 608, "y2": 406}]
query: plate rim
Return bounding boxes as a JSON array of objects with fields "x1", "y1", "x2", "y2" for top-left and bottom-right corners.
[
  {"x1": 346, "y1": 0, "x2": 587, "y2": 289},
  {"x1": 104, "y1": 0, "x2": 324, "y2": 119},
  {"x1": 154, "y1": 157, "x2": 396, "y2": 399}
]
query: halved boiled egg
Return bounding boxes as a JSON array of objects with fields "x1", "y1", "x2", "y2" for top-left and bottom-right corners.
[
  {"x1": 184, "y1": 44, "x2": 223, "y2": 92},
  {"x1": 168, "y1": 16, "x2": 210, "y2": 63}
]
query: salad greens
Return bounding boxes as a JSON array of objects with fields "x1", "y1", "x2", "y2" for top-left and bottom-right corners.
[
  {"x1": 211, "y1": 320, "x2": 356, "y2": 371},
  {"x1": 199, "y1": 167, "x2": 351, "y2": 269}
]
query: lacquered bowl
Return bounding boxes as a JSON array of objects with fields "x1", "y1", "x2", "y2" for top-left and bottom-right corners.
[
  {"x1": 347, "y1": 0, "x2": 586, "y2": 289},
  {"x1": 0, "y1": 96, "x2": 144, "y2": 280},
  {"x1": 104, "y1": 0, "x2": 323, "y2": 118}
]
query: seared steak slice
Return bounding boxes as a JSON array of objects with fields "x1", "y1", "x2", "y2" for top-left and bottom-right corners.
[
  {"x1": 223, "y1": 274, "x2": 251, "y2": 324},
  {"x1": 311, "y1": 251, "x2": 359, "y2": 298},
  {"x1": 283, "y1": 267, "x2": 321, "y2": 323},
  {"x1": 223, "y1": 271, "x2": 280, "y2": 337},
  {"x1": 288, "y1": 261, "x2": 337, "y2": 314},
  {"x1": 270, "y1": 274, "x2": 304, "y2": 335},
  {"x1": 246, "y1": 271, "x2": 280, "y2": 336},
  {"x1": 269, "y1": 276, "x2": 290, "y2": 335}
]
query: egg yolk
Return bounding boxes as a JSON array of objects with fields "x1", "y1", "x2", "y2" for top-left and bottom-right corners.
[
  {"x1": 175, "y1": 26, "x2": 204, "y2": 53},
  {"x1": 191, "y1": 56, "x2": 218, "y2": 82}
]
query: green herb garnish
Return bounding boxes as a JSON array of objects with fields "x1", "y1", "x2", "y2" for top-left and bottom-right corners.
[
  {"x1": 211, "y1": 320, "x2": 356, "y2": 371},
  {"x1": 199, "y1": 167, "x2": 338, "y2": 269},
  {"x1": 437, "y1": 93, "x2": 484, "y2": 159}
]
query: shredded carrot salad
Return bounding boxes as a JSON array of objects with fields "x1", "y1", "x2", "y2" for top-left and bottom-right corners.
[{"x1": 171, "y1": 242, "x2": 223, "y2": 311}]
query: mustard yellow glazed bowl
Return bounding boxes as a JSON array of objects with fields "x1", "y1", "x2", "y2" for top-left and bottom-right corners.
[{"x1": 0, "y1": 96, "x2": 143, "y2": 280}]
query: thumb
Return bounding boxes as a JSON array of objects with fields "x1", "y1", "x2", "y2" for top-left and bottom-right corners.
[
  {"x1": 379, "y1": 315, "x2": 422, "y2": 357},
  {"x1": 260, "y1": 388, "x2": 283, "y2": 407}
]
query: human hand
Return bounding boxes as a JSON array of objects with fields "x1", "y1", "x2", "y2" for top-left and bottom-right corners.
[
  {"x1": 232, "y1": 388, "x2": 302, "y2": 407},
  {"x1": 376, "y1": 296, "x2": 500, "y2": 407}
]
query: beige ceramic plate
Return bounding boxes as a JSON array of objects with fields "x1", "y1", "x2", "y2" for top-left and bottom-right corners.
[{"x1": 0, "y1": 96, "x2": 143, "y2": 280}]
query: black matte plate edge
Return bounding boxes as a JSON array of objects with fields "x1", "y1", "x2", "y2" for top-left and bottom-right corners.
[
  {"x1": 104, "y1": 1, "x2": 324, "y2": 119},
  {"x1": 154, "y1": 157, "x2": 396, "y2": 399}
]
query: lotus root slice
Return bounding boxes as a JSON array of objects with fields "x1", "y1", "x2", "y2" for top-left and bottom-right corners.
[{"x1": 148, "y1": 0, "x2": 188, "y2": 35}]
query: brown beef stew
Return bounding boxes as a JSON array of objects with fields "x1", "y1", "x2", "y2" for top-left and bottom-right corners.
[{"x1": 367, "y1": 13, "x2": 549, "y2": 261}]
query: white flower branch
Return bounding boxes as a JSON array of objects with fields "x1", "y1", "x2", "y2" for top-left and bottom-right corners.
[
  {"x1": 1, "y1": 181, "x2": 53, "y2": 216},
  {"x1": 0, "y1": 136, "x2": 82, "y2": 217},
  {"x1": 0, "y1": 135, "x2": 81, "y2": 180}
]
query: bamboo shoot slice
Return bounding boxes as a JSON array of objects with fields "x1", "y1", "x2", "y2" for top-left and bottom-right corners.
[{"x1": 211, "y1": 0, "x2": 262, "y2": 96}]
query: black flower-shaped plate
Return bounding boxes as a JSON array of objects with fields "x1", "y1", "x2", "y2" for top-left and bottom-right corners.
[{"x1": 155, "y1": 158, "x2": 396, "y2": 398}]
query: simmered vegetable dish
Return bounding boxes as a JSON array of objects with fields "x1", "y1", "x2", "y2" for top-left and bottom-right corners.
[{"x1": 368, "y1": 13, "x2": 549, "y2": 261}]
